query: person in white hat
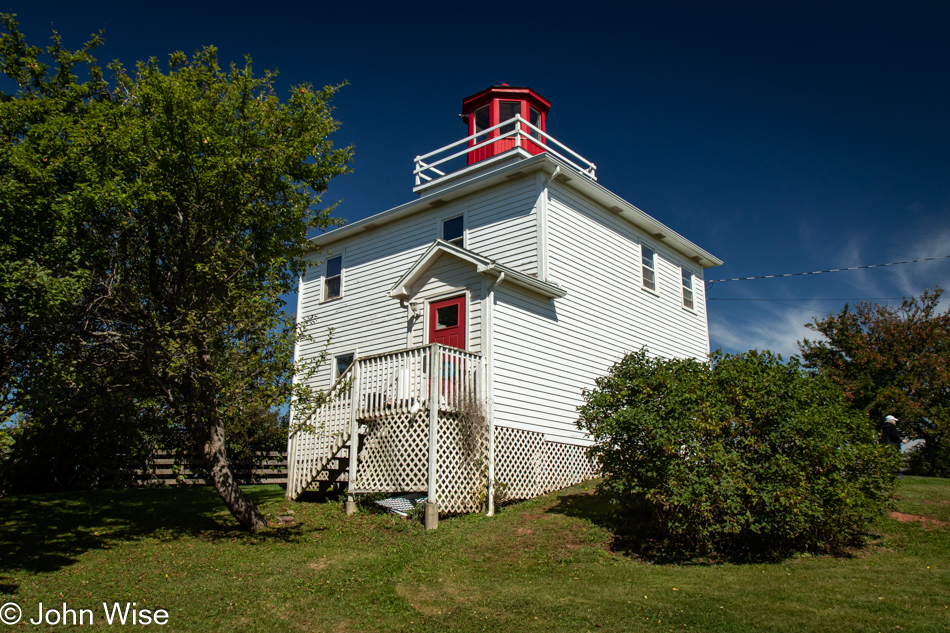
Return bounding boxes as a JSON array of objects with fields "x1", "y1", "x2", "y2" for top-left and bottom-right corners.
[{"x1": 879, "y1": 415, "x2": 901, "y2": 448}]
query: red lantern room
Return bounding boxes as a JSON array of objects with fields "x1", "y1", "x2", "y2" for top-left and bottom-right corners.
[{"x1": 460, "y1": 85, "x2": 551, "y2": 165}]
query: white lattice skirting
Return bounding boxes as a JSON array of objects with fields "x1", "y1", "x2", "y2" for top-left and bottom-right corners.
[
  {"x1": 494, "y1": 426, "x2": 598, "y2": 502},
  {"x1": 352, "y1": 420, "x2": 596, "y2": 515}
]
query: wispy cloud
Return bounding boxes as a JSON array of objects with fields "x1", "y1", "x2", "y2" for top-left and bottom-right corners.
[{"x1": 709, "y1": 305, "x2": 815, "y2": 359}]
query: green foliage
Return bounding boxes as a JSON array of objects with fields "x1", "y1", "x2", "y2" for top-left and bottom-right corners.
[
  {"x1": 0, "y1": 15, "x2": 349, "y2": 525},
  {"x1": 577, "y1": 349, "x2": 899, "y2": 560},
  {"x1": 800, "y1": 288, "x2": 950, "y2": 476}
]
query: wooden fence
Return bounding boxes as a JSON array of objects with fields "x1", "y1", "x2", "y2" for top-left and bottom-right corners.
[{"x1": 113, "y1": 451, "x2": 287, "y2": 487}]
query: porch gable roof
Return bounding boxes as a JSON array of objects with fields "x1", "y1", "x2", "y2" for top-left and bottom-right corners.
[{"x1": 388, "y1": 239, "x2": 567, "y2": 300}]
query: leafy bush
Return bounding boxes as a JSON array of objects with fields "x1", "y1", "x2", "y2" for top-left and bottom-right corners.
[{"x1": 577, "y1": 349, "x2": 899, "y2": 560}]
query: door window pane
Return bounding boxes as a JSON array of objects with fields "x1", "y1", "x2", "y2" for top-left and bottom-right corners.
[{"x1": 436, "y1": 305, "x2": 458, "y2": 329}]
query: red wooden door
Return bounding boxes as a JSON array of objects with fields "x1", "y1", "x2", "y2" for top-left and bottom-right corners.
[{"x1": 428, "y1": 296, "x2": 466, "y2": 350}]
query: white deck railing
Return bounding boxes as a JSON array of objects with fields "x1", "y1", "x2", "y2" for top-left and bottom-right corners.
[
  {"x1": 286, "y1": 344, "x2": 483, "y2": 500},
  {"x1": 414, "y1": 114, "x2": 597, "y2": 186}
]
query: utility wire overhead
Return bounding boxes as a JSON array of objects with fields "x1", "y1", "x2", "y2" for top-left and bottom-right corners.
[{"x1": 706, "y1": 255, "x2": 950, "y2": 283}]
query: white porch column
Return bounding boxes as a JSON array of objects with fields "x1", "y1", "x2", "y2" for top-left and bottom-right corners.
[
  {"x1": 345, "y1": 360, "x2": 361, "y2": 516},
  {"x1": 425, "y1": 343, "x2": 440, "y2": 530}
]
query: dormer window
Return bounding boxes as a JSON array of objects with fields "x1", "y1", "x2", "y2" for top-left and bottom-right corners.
[{"x1": 442, "y1": 215, "x2": 464, "y2": 247}]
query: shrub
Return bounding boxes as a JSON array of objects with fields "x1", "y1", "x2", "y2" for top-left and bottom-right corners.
[{"x1": 577, "y1": 349, "x2": 899, "y2": 560}]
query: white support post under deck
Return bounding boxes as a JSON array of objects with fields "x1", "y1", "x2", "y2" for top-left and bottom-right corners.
[
  {"x1": 345, "y1": 361, "x2": 361, "y2": 516},
  {"x1": 425, "y1": 343, "x2": 440, "y2": 530}
]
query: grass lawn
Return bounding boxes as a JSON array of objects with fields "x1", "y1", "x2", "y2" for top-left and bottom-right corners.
[{"x1": 1, "y1": 477, "x2": 948, "y2": 632}]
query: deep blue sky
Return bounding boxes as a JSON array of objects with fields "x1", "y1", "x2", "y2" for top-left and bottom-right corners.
[{"x1": 8, "y1": 1, "x2": 950, "y2": 358}]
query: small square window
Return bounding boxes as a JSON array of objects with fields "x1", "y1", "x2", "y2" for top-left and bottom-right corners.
[
  {"x1": 324, "y1": 255, "x2": 342, "y2": 300},
  {"x1": 442, "y1": 216, "x2": 464, "y2": 246},
  {"x1": 641, "y1": 246, "x2": 656, "y2": 292},
  {"x1": 682, "y1": 268, "x2": 694, "y2": 310},
  {"x1": 335, "y1": 353, "x2": 354, "y2": 379},
  {"x1": 436, "y1": 305, "x2": 458, "y2": 329}
]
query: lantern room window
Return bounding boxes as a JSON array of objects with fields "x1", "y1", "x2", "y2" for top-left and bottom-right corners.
[
  {"x1": 474, "y1": 105, "x2": 490, "y2": 143},
  {"x1": 499, "y1": 101, "x2": 521, "y2": 134},
  {"x1": 529, "y1": 106, "x2": 542, "y2": 139}
]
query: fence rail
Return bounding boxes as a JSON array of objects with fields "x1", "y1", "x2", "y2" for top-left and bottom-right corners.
[{"x1": 142, "y1": 451, "x2": 287, "y2": 485}]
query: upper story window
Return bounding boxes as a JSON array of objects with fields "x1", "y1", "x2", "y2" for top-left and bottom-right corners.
[
  {"x1": 641, "y1": 246, "x2": 656, "y2": 292},
  {"x1": 682, "y1": 268, "x2": 694, "y2": 310},
  {"x1": 442, "y1": 215, "x2": 464, "y2": 247},
  {"x1": 324, "y1": 255, "x2": 342, "y2": 300}
]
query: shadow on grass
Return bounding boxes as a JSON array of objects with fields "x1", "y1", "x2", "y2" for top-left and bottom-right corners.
[
  {"x1": 544, "y1": 490, "x2": 660, "y2": 560},
  {"x1": 544, "y1": 489, "x2": 785, "y2": 565},
  {"x1": 0, "y1": 485, "x2": 291, "y2": 593}
]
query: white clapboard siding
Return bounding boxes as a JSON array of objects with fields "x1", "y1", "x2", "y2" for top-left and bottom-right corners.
[
  {"x1": 466, "y1": 176, "x2": 539, "y2": 275},
  {"x1": 490, "y1": 181, "x2": 710, "y2": 444},
  {"x1": 296, "y1": 177, "x2": 538, "y2": 392}
]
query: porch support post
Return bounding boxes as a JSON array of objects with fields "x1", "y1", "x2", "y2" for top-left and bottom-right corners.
[
  {"x1": 425, "y1": 343, "x2": 440, "y2": 530},
  {"x1": 345, "y1": 360, "x2": 361, "y2": 516},
  {"x1": 484, "y1": 354, "x2": 494, "y2": 517}
]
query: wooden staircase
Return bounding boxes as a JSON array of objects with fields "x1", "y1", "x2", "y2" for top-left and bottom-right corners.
[{"x1": 286, "y1": 344, "x2": 483, "y2": 502}]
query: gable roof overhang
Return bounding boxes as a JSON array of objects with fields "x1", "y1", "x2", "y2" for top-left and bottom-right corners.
[
  {"x1": 311, "y1": 152, "x2": 723, "y2": 269},
  {"x1": 389, "y1": 239, "x2": 567, "y2": 301},
  {"x1": 310, "y1": 155, "x2": 722, "y2": 269}
]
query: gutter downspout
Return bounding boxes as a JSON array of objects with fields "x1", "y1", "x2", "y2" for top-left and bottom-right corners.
[
  {"x1": 485, "y1": 271, "x2": 505, "y2": 517},
  {"x1": 536, "y1": 166, "x2": 560, "y2": 282}
]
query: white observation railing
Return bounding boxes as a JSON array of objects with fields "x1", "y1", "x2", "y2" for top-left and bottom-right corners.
[{"x1": 414, "y1": 114, "x2": 597, "y2": 186}]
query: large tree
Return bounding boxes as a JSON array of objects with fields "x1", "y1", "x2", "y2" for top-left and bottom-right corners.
[
  {"x1": 0, "y1": 15, "x2": 350, "y2": 528},
  {"x1": 799, "y1": 288, "x2": 950, "y2": 474}
]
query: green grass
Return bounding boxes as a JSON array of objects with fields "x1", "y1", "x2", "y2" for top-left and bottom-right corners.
[{"x1": 1, "y1": 478, "x2": 948, "y2": 632}]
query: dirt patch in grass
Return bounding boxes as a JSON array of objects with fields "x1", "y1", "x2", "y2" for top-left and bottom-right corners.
[
  {"x1": 307, "y1": 557, "x2": 330, "y2": 570},
  {"x1": 396, "y1": 581, "x2": 471, "y2": 616},
  {"x1": 888, "y1": 511, "x2": 947, "y2": 528}
]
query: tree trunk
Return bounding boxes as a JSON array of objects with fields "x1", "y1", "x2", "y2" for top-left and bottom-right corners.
[{"x1": 203, "y1": 415, "x2": 268, "y2": 531}]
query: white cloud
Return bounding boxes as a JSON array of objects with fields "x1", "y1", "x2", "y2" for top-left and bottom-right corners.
[{"x1": 709, "y1": 306, "x2": 815, "y2": 360}]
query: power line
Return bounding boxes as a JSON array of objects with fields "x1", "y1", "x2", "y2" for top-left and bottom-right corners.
[
  {"x1": 707, "y1": 297, "x2": 903, "y2": 302},
  {"x1": 707, "y1": 297, "x2": 906, "y2": 315},
  {"x1": 706, "y1": 255, "x2": 950, "y2": 283}
]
